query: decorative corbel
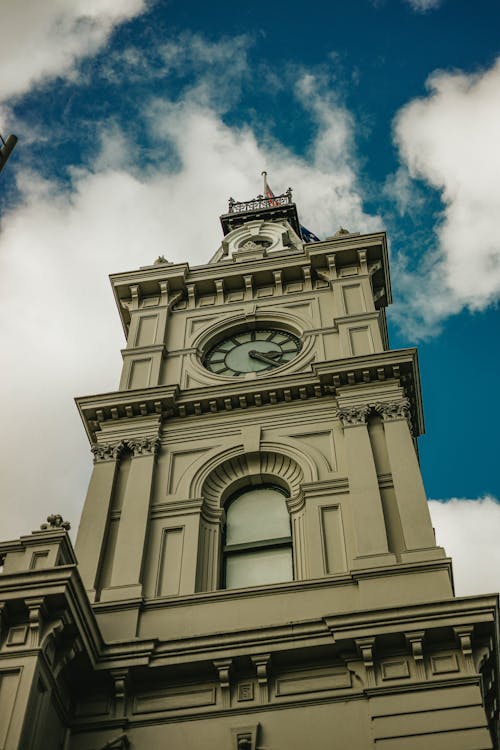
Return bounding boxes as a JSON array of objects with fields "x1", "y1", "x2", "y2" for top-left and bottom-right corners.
[
  {"x1": 231, "y1": 724, "x2": 260, "y2": 750},
  {"x1": 327, "y1": 253, "x2": 338, "y2": 280},
  {"x1": 25, "y1": 597, "x2": 46, "y2": 649},
  {"x1": 273, "y1": 270, "x2": 283, "y2": 295},
  {"x1": 357, "y1": 248, "x2": 368, "y2": 272},
  {"x1": 214, "y1": 658, "x2": 233, "y2": 708},
  {"x1": 251, "y1": 653, "x2": 271, "y2": 703},
  {"x1": 111, "y1": 669, "x2": 129, "y2": 719},
  {"x1": 215, "y1": 279, "x2": 225, "y2": 305},
  {"x1": 302, "y1": 266, "x2": 312, "y2": 291},
  {"x1": 454, "y1": 626, "x2": 475, "y2": 673},
  {"x1": 129, "y1": 285, "x2": 141, "y2": 311},
  {"x1": 243, "y1": 274, "x2": 253, "y2": 300},
  {"x1": 356, "y1": 637, "x2": 376, "y2": 688},
  {"x1": 405, "y1": 631, "x2": 426, "y2": 680}
]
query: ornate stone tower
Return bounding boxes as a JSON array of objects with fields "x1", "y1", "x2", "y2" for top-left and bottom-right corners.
[{"x1": 0, "y1": 188, "x2": 499, "y2": 749}]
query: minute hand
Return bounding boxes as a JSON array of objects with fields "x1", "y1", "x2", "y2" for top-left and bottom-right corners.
[{"x1": 248, "y1": 350, "x2": 283, "y2": 367}]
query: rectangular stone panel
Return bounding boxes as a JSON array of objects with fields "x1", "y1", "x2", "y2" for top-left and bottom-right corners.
[
  {"x1": 0, "y1": 670, "x2": 21, "y2": 748},
  {"x1": 343, "y1": 284, "x2": 365, "y2": 314},
  {"x1": 431, "y1": 654, "x2": 460, "y2": 675},
  {"x1": 276, "y1": 669, "x2": 351, "y2": 697},
  {"x1": 156, "y1": 527, "x2": 184, "y2": 596},
  {"x1": 381, "y1": 660, "x2": 410, "y2": 680},
  {"x1": 349, "y1": 327, "x2": 373, "y2": 355},
  {"x1": 320, "y1": 505, "x2": 347, "y2": 574},
  {"x1": 133, "y1": 686, "x2": 216, "y2": 713},
  {"x1": 128, "y1": 358, "x2": 151, "y2": 388},
  {"x1": 135, "y1": 315, "x2": 158, "y2": 346}
]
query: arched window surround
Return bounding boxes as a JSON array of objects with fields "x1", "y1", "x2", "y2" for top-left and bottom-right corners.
[{"x1": 195, "y1": 450, "x2": 310, "y2": 593}]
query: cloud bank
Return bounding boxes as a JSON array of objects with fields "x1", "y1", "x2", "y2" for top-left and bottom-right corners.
[
  {"x1": 391, "y1": 56, "x2": 500, "y2": 335},
  {"x1": 0, "y1": 0, "x2": 148, "y2": 102},
  {"x1": 429, "y1": 497, "x2": 500, "y2": 596}
]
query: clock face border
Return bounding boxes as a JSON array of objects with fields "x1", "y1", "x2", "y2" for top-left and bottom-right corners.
[{"x1": 203, "y1": 327, "x2": 302, "y2": 377}]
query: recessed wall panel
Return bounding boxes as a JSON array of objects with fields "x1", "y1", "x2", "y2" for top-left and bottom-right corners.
[
  {"x1": 320, "y1": 505, "x2": 347, "y2": 574},
  {"x1": 135, "y1": 315, "x2": 158, "y2": 346},
  {"x1": 156, "y1": 527, "x2": 184, "y2": 596}
]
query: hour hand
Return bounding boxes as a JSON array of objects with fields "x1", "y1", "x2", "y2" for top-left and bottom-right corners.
[{"x1": 248, "y1": 349, "x2": 283, "y2": 367}]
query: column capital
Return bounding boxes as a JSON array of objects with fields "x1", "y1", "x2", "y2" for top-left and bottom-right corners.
[
  {"x1": 91, "y1": 441, "x2": 125, "y2": 463},
  {"x1": 374, "y1": 398, "x2": 412, "y2": 432},
  {"x1": 337, "y1": 404, "x2": 371, "y2": 427},
  {"x1": 126, "y1": 436, "x2": 160, "y2": 457}
]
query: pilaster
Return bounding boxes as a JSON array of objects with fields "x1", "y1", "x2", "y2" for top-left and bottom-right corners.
[
  {"x1": 75, "y1": 441, "x2": 124, "y2": 600},
  {"x1": 102, "y1": 434, "x2": 160, "y2": 603},
  {"x1": 376, "y1": 399, "x2": 444, "y2": 561},
  {"x1": 337, "y1": 404, "x2": 396, "y2": 568}
]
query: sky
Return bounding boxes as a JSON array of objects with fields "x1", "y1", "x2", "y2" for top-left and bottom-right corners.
[{"x1": 1, "y1": 0, "x2": 500, "y2": 597}]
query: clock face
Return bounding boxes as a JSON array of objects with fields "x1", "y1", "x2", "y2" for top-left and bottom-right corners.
[{"x1": 204, "y1": 329, "x2": 301, "y2": 377}]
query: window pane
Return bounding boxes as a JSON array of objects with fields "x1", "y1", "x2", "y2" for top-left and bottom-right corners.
[
  {"x1": 225, "y1": 487, "x2": 290, "y2": 545},
  {"x1": 225, "y1": 547, "x2": 293, "y2": 589}
]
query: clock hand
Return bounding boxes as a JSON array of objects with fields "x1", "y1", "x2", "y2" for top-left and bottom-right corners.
[{"x1": 248, "y1": 350, "x2": 284, "y2": 367}]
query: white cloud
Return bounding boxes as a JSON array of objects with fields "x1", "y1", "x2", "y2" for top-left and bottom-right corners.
[
  {"x1": 0, "y1": 79, "x2": 380, "y2": 541},
  {"x1": 404, "y1": 0, "x2": 442, "y2": 11},
  {"x1": 391, "y1": 56, "x2": 500, "y2": 336},
  {"x1": 0, "y1": 0, "x2": 148, "y2": 103},
  {"x1": 429, "y1": 497, "x2": 500, "y2": 596}
]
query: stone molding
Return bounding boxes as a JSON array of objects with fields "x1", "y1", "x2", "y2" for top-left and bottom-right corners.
[{"x1": 201, "y1": 451, "x2": 305, "y2": 512}]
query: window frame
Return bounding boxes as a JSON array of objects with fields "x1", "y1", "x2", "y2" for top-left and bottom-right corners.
[{"x1": 221, "y1": 483, "x2": 293, "y2": 589}]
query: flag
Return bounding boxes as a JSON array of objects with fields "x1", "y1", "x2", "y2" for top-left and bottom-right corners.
[
  {"x1": 301, "y1": 225, "x2": 321, "y2": 243},
  {"x1": 262, "y1": 171, "x2": 278, "y2": 206}
]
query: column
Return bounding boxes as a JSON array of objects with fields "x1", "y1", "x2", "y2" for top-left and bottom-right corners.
[
  {"x1": 75, "y1": 442, "x2": 123, "y2": 600},
  {"x1": 338, "y1": 405, "x2": 396, "y2": 568},
  {"x1": 377, "y1": 400, "x2": 442, "y2": 560},
  {"x1": 103, "y1": 436, "x2": 160, "y2": 601}
]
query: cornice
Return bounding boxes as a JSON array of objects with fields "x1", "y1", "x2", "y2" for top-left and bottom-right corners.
[
  {"x1": 110, "y1": 230, "x2": 390, "y2": 334},
  {"x1": 0, "y1": 565, "x2": 103, "y2": 667},
  {"x1": 76, "y1": 349, "x2": 424, "y2": 442},
  {"x1": 90, "y1": 588, "x2": 498, "y2": 671}
]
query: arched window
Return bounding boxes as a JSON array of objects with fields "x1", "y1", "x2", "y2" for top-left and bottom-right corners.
[{"x1": 223, "y1": 485, "x2": 293, "y2": 589}]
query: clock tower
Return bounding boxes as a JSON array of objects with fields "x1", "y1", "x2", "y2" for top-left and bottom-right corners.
[{"x1": 0, "y1": 187, "x2": 498, "y2": 749}]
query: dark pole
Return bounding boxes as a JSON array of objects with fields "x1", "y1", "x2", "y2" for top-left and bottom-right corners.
[{"x1": 0, "y1": 134, "x2": 17, "y2": 175}]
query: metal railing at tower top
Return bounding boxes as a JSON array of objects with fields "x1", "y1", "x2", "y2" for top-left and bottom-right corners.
[{"x1": 227, "y1": 187, "x2": 293, "y2": 214}]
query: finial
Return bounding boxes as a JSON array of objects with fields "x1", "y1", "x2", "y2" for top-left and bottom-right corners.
[
  {"x1": 153, "y1": 255, "x2": 172, "y2": 265},
  {"x1": 40, "y1": 514, "x2": 71, "y2": 531},
  {"x1": 334, "y1": 226, "x2": 350, "y2": 236}
]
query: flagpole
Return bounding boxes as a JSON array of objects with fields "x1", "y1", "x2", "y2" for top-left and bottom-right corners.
[{"x1": 261, "y1": 170, "x2": 267, "y2": 195}]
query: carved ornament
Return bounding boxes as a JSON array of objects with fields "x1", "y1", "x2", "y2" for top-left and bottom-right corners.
[
  {"x1": 337, "y1": 405, "x2": 371, "y2": 426},
  {"x1": 40, "y1": 514, "x2": 71, "y2": 531},
  {"x1": 374, "y1": 399, "x2": 411, "y2": 421},
  {"x1": 127, "y1": 437, "x2": 160, "y2": 457},
  {"x1": 91, "y1": 441, "x2": 125, "y2": 463}
]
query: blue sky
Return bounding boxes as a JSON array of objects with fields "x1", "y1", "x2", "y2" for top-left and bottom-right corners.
[{"x1": 1, "y1": 0, "x2": 500, "y2": 594}]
